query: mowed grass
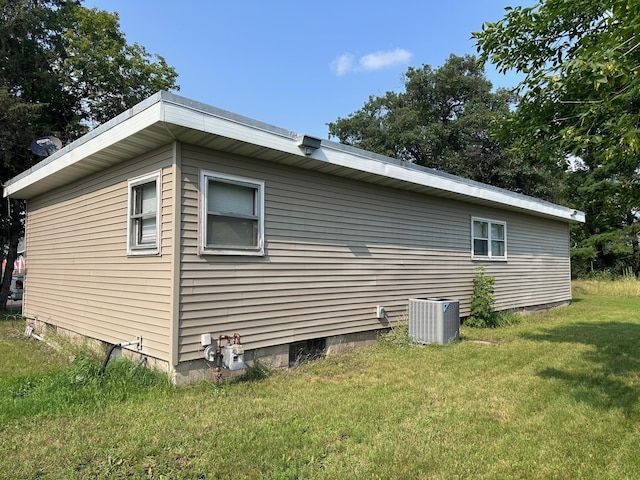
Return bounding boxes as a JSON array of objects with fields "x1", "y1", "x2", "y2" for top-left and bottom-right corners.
[{"x1": 1, "y1": 280, "x2": 640, "y2": 479}]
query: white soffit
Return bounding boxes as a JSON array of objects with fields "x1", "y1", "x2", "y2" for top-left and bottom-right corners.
[{"x1": 3, "y1": 91, "x2": 585, "y2": 224}]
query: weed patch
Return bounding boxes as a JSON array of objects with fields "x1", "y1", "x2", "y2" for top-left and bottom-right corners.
[
  {"x1": 1, "y1": 317, "x2": 171, "y2": 427},
  {"x1": 573, "y1": 278, "x2": 640, "y2": 298},
  {"x1": 377, "y1": 320, "x2": 415, "y2": 349}
]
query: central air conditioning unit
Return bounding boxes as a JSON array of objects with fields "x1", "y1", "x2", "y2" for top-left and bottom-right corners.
[{"x1": 408, "y1": 298, "x2": 460, "y2": 345}]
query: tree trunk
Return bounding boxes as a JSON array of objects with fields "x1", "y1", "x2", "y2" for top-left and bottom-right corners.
[
  {"x1": 0, "y1": 224, "x2": 20, "y2": 311},
  {"x1": 632, "y1": 230, "x2": 640, "y2": 278}
]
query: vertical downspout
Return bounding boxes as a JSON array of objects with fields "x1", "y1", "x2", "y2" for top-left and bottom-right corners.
[{"x1": 170, "y1": 140, "x2": 182, "y2": 368}]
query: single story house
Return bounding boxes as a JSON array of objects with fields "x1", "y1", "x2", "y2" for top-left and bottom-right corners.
[{"x1": 3, "y1": 91, "x2": 585, "y2": 385}]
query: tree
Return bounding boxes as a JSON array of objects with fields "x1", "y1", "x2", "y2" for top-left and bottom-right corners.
[
  {"x1": 0, "y1": 88, "x2": 40, "y2": 307},
  {"x1": 58, "y1": 5, "x2": 180, "y2": 131},
  {"x1": 474, "y1": 0, "x2": 640, "y2": 277},
  {"x1": 327, "y1": 54, "x2": 562, "y2": 198},
  {"x1": 0, "y1": 0, "x2": 179, "y2": 308},
  {"x1": 474, "y1": 0, "x2": 640, "y2": 162}
]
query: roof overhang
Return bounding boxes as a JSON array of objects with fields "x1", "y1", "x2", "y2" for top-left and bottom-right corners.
[{"x1": 3, "y1": 91, "x2": 585, "y2": 224}]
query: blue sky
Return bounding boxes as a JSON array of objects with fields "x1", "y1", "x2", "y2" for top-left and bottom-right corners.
[{"x1": 83, "y1": 1, "x2": 527, "y2": 138}]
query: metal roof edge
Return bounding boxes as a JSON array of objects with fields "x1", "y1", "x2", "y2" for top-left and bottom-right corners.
[
  {"x1": 158, "y1": 91, "x2": 299, "y2": 141},
  {"x1": 157, "y1": 94, "x2": 585, "y2": 223}
]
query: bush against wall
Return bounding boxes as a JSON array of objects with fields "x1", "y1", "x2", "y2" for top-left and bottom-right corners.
[
  {"x1": 466, "y1": 267, "x2": 497, "y2": 328},
  {"x1": 465, "y1": 267, "x2": 522, "y2": 328}
]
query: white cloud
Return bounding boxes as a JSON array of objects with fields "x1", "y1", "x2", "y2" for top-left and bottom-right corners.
[
  {"x1": 330, "y1": 48, "x2": 412, "y2": 76},
  {"x1": 359, "y1": 49, "x2": 412, "y2": 71},
  {"x1": 330, "y1": 53, "x2": 355, "y2": 76}
]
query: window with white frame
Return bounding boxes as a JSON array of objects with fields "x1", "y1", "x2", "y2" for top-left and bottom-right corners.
[
  {"x1": 472, "y1": 217, "x2": 506, "y2": 260},
  {"x1": 200, "y1": 170, "x2": 264, "y2": 255},
  {"x1": 127, "y1": 171, "x2": 161, "y2": 255}
]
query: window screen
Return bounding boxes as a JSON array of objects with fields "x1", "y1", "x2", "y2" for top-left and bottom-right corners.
[{"x1": 200, "y1": 171, "x2": 264, "y2": 255}]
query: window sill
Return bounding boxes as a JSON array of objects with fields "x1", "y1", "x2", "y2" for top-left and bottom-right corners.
[
  {"x1": 472, "y1": 256, "x2": 507, "y2": 262},
  {"x1": 200, "y1": 247, "x2": 265, "y2": 256},
  {"x1": 127, "y1": 248, "x2": 161, "y2": 256}
]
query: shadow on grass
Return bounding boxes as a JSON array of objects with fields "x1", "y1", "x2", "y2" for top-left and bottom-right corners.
[{"x1": 524, "y1": 321, "x2": 640, "y2": 417}]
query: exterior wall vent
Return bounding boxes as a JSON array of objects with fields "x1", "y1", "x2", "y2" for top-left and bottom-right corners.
[{"x1": 408, "y1": 298, "x2": 460, "y2": 345}]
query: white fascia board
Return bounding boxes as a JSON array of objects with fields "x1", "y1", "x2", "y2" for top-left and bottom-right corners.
[
  {"x1": 162, "y1": 101, "x2": 301, "y2": 154},
  {"x1": 163, "y1": 99, "x2": 584, "y2": 223},
  {"x1": 4, "y1": 103, "x2": 163, "y2": 197},
  {"x1": 163, "y1": 98, "x2": 584, "y2": 222}
]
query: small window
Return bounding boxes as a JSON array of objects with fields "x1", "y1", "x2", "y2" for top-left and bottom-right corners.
[
  {"x1": 472, "y1": 217, "x2": 506, "y2": 260},
  {"x1": 200, "y1": 170, "x2": 264, "y2": 255},
  {"x1": 127, "y1": 171, "x2": 161, "y2": 255}
]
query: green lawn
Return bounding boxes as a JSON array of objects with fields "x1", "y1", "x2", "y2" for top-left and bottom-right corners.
[{"x1": 1, "y1": 280, "x2": 639, "y2": 479}]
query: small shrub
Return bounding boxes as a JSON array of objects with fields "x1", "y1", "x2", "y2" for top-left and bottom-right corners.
[
  {"x1": 494, "y1": 311, "x2": 522, "y2": 328},
  {"x1": 378, "y1": 318, "x2": 415, "y2": 349},
  {"x1": 586, "y1": 269, "x2": 614, "y2": 281},
  {"x1": 238, "y1": 360, "x2": 271, "y2": 382},
  {"x1": 466, "y1": 266, "x2": 498, "y2": 328}
]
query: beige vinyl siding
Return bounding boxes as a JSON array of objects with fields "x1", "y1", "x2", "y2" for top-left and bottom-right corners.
[
  {"x1": 24, "y1": 146, "x2": 175, "y2": 361},
  {"x1": 471, "y1": 212, "x2": 570, "y2": 310},
  {"x1": 177, "y1": 145, "x2": 571, "y2": 361}
]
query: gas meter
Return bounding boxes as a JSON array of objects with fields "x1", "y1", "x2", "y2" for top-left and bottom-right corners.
[{"x1": 222, "y1": 344, "x2": 245, "y2": 371}]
